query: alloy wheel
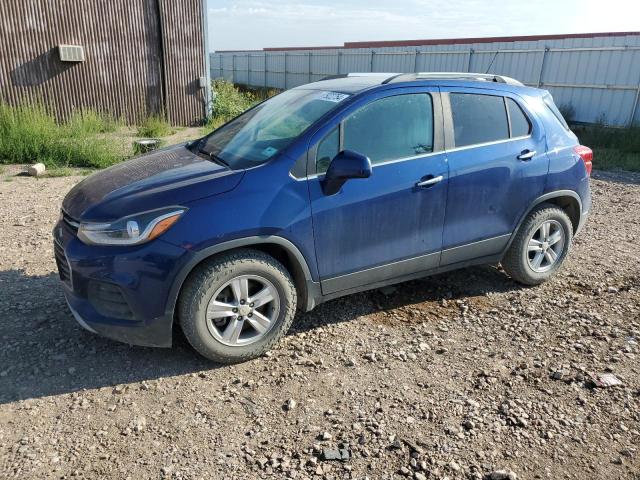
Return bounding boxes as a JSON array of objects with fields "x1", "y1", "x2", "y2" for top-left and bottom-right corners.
[
  {"x1": 205, "y1": 274, "x2": 280, "y2": 346},
  {"x1": 526, "y1": 220, "x2": 565, "y2": 273}
]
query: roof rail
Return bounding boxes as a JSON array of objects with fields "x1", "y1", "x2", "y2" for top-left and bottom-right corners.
[
  {"x1": 387, "y1": 72, "x2": 524, "y2": 86},
  {"x1": 321, "y1": 72, "x2": 400, "y2": 81},
  {"x1": 346, "y1": 72, "x2": 400, "y2": 77}
]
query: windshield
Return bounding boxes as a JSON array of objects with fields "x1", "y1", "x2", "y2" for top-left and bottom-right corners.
[{"x1": 199, "y1": 89, "x2": 350, "y2": 169}]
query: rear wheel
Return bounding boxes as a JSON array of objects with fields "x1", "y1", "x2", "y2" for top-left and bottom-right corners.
[
  {"x1": 178, "y1": 249, "x2": 297, "y2": 363},
  {"x1": 502, "y1": 204, "x2": 573, "y2": 285}
]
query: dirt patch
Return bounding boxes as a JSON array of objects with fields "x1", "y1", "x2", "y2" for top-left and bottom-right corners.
[{"x1": 0, "y1": 170, "x2": 638, "y2": 479}]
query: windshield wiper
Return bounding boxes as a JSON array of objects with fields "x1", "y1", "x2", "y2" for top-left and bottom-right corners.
[
  {"x1": 198, "y1": 146, "x2": 230, "y2": 168},
  {"x1": 208, "y1": 153, "x2": 230, "y2": 168}
]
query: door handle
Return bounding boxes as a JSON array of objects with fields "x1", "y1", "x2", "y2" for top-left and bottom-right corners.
[
  {"x1": 517, "y1": 150, "x2": 536, "y2": 161},
  {"x1": 416, "y1": 175, "x2": 443, "y2": 188}
]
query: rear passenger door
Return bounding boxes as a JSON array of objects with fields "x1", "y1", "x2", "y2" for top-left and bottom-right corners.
[{"x1": 440, "y1": 88, "x2": 548, "y2": 265}]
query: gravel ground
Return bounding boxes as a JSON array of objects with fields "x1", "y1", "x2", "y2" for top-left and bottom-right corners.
[{"x1": 0, "y1": 165, "x2": 638, "y2": 480}]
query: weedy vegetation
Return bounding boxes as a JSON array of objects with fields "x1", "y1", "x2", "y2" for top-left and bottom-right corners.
[
  {"x1": 136, "y1": 115, "x2": 175, "y2": 138},
  {"x1": 203, "y1": 79, "x2": 279, "y2": 132},
  {"x1": 575, "y1": 125, "x2": 640, "y2": 172},
  {"x1": 0, "y1": 103, "x2": 129, "y2": 169}
]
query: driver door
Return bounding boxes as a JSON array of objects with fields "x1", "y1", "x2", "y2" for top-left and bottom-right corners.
[{"x1": 307, "y1": 88, "x2": 449, "y2": 294}]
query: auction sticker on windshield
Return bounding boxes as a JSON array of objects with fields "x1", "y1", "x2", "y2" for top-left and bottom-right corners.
[{"x1": 316, "y1": 91, "x2": 350, "y2": 103}]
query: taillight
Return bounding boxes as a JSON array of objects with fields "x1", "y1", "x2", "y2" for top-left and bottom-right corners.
[{"x1": 574, "y1": 145, "x2": 593, "y2": 176}]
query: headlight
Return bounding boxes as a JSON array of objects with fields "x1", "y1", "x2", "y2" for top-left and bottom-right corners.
[{"x1": 77, "y1": 207, "x2": 186, "y2": 246}]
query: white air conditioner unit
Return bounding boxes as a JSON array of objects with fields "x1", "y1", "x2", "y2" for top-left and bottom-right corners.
[{"x1": 58, "y1": 45, "x2": 85, "y2": 62}]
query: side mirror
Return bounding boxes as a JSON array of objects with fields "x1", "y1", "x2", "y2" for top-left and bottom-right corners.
[{"x1": 322, "y1": 150, "x2": 372, "y2": 195}]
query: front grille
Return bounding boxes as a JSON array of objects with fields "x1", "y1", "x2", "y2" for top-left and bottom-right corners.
[
  {"x1": 54, "y1": 241, "x2": 72, "y2": 287},
  {"x1": 88, "y1": 281, "x2": 135, "y2": 320}
]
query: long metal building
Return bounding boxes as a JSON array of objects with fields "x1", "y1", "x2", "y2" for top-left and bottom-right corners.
[
  {"x1": 211, "y1": 32, "x2": 640, "y2": 127},
  {"x1": 0, "y1": 0, "x2": 210, "y2": 125}
]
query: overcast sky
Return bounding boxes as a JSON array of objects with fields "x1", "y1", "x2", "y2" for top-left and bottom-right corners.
[{"x1": 207, "y1": 0, "x2": 638, "y2": 51}]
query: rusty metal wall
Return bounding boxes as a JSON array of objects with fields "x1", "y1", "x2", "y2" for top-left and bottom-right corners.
[
  {"x1": 0, "y1": 0, "x2": 206, "y2": 125},
  {"x1": 159, "y1": 0, "x2": 207, "y2": 125}
]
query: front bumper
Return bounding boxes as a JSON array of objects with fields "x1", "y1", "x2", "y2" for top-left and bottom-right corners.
[
  {"x1": 54, "y1": 219, "x2": 191, "y2": 347},
  {"x1": 63, "y1": 288, "x2": 176, "y2": 347}
]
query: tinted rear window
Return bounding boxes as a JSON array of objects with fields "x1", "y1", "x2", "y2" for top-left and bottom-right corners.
[{"x1": 450, "y1": 93, "x2": 509, "y2": 147}]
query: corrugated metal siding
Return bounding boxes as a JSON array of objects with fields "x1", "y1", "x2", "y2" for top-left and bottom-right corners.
[
  {"x1": 159, "y1": 0, "x2": 206, "y2": 125},
  {"x1": 0, "y1": 0, "x2": 206, "y2": 125},
  {"x1": 211, "y1": 32, "x2": 640, "y2": 126}
]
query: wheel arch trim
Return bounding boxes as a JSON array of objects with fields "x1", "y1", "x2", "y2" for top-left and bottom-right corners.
[
  {"x1": 504, "y1": 189, "x2": 583, "y2": 253},
  {"x1": 165, "y1": 236, "x2": 319, "y2": 322}
]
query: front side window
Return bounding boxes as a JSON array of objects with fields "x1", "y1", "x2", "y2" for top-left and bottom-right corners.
[
  {"x1": 316, "y1": 127, "x2": 339, "y2": 174},
  {"x1": 315, "y1": 93, "x2": 434, "y2": 174},
  {"x1": 344, "y1": 94, "x2": 433, "y2": 166},
  {"x1": 200, "y1": 89, "x2": 350, "y2": 169},
  {"x1": 450, "y1": 93, "x2": 509, "y2": 147}
]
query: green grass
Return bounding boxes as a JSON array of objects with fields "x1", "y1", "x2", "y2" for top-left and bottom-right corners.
[
  {"x1": 67, "y1": 109, "x2": 121, "y2": 134},
  {"x1": 574, "y1": 126, "x2": 640, "y2": 172},
  {"x1": 137, "y1": 115, "x2": 174, "y2": 138},
  {"x1": 0, "y1": 103, "x2": 130, "y2": 169},
  {"x1": 202, "y1": 79, "x2": 280, "y2": 134}
]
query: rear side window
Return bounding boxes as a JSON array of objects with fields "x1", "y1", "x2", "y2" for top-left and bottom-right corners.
[
  {"x1": 507, "y1": 98, "x2": 532, "y2": 137},
  {"x1": 343, "y1": 94, "x2": 433, "y2": 165},
  {"x1": 450, "y1": 93, "x2": 509, "y2": 147}
]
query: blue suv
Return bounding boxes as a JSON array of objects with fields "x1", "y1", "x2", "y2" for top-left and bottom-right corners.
[{"x1": 55, "y1": 73, "x2": 592, "y2": 363}]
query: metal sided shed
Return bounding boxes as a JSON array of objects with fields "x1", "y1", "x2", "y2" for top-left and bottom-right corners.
[{"x1": 0, "y1": 0, "x2": 210, "y2": 125}]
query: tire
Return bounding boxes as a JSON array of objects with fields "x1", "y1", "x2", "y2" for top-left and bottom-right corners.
[
  {"x1": 502, "y1": 203, "x2": 573, "y2": 285},
  {"x1": 178, "y1": 249, "x2": 297, "y2": 363}
]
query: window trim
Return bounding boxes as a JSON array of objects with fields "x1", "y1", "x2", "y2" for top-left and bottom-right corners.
[
  {"x1": 504, "y1": 97, "x2": 513, "y2": 138},
  {"x1": 301, "y1": 150, "x2": 445, "y2": 181},
  {"x1": 444, "y1": 134, "x2": 532, "y2": 154}
]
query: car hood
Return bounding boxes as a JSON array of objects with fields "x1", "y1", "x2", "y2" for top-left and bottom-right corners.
[{"x1": 62, "y1": 143, "x2": 244, "y2": 221}]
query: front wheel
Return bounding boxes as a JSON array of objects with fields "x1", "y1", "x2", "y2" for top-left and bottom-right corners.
[
  {"x1": 178, "y1": 249, "x2": 297, "y2": 363},
  {"x1": 502, "y1": 204, "x2": 573, "y2": 285}
]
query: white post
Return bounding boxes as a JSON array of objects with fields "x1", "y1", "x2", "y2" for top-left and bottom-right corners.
[
  {"x1": 200, "y1": 0, "x2": 212, "y2": 118},
  {"x1": 537, "y1": 47, "x2": 549, "y2": 88}
]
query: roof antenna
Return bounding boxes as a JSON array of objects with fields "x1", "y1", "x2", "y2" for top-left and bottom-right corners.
[{"x1": 484, "y1": 51, "x2": 500, "y2": 76}]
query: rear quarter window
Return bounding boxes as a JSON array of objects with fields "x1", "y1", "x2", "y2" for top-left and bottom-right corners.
[
  {"x1": 506, "y1": 98, "x2": 532, "y2": 137},
  {"x1": 543, "y1": 94, "x2": 570, "y2": 130}
]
